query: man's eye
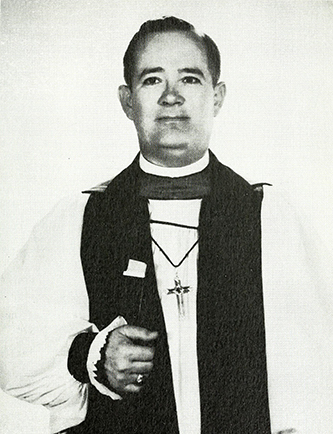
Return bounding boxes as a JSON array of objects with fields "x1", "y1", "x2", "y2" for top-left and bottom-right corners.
[
  {"x1": 143, "y1": 77, "x2": 161, "y2": 86},
  {"x1": 182, "y1": 76, "x2": 201, "y2": 84}
]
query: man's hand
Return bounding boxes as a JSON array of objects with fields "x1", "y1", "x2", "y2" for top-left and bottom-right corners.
[{"x1": 104, "y1": 325, "x2": 158, "y2": 394}]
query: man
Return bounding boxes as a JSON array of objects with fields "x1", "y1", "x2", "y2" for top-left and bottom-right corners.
[
  {"x1": 67, "y1": 16, "x2": 270, "y2": 434},
  {"x1": 1, "y1": 17, "x2": 332, "y2": 434}
]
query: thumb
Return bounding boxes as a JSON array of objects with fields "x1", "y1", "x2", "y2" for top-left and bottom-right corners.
[{"x1": 119, "y1": 325, "x2": 159, "y2": 344}]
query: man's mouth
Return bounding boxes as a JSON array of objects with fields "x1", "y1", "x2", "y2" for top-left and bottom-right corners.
[{"x1": 156, "y1": 116, "x2": 190, "y2": 123}]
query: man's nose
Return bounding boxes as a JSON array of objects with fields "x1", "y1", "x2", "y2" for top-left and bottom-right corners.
[{"x1": 158, "y1": 84, "x2": 185, "y2": 106}]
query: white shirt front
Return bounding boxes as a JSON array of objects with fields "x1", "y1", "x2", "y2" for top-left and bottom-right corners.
[{"x1": 149, "y1": 199, "x2": 201, "y2": 434}]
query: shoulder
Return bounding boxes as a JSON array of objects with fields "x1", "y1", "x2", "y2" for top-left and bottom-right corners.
[
  {"x1": 82, "y1": 179, "x2": 113, "y2": 194},
  {"x1": 210, "y1": 152, "x2": 271, "y2": 196},
  {"x1": 210, "y1": 154, "x2": 271, "y2": 210},
  {"x1": 33, "y1": 193, "x2": 91, "y2": 234}
]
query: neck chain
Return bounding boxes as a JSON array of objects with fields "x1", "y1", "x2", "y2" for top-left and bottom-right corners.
[
  {"x1": 150, "y1": 219, "x2": 199, "y2": 317},
  {"x1": 150, "y1": 236, "x2": 199, "y2": 269}
]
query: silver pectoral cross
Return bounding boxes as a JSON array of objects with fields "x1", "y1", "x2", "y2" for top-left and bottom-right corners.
[{"x1": 167, "y1": 277, "x2": 190, "y2": 317}]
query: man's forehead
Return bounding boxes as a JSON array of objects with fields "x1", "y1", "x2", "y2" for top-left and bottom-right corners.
[{"x1": 134, "y1": 31, "x2": 209, "y2": 71}]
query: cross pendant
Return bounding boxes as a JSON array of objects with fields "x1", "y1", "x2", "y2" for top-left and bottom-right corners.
[{"x1": 167, "y1": 277, "x2": 190, "y2": 317}]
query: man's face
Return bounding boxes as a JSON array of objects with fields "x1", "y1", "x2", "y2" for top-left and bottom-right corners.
[{"x1": 119, "y1": 31, "x2": 225, "y2": 167}]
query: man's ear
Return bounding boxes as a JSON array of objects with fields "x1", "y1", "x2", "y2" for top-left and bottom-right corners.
[
  {"x1": 118, "y1": 85, "x2": 134, "y2": 120},
  {"x1": 213, "y1": 82, "x2": 226, "y2": 117}
]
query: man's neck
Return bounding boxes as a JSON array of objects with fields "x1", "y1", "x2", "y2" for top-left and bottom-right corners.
[{"x1": 139, "y1": 151, "x2": 209, "y2": 178}]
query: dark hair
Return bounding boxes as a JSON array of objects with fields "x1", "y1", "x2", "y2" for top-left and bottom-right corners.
[{"x1": 123, "y1": 16, "x2": 221, "y2": 88}]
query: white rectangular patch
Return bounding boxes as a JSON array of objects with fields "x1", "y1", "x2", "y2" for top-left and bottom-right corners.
[{"x1": 123, "y1": 259, "x2": 147, "y2": 278}]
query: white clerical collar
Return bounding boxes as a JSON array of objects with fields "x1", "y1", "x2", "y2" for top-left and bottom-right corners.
[{"x1": 139, "y1": 151, "x2": 209, "y2": 178}]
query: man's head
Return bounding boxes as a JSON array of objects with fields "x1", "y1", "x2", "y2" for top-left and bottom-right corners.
[
  {"x1": 123, "y1": 17, "x2": 221, "y2": 90},
  {"x1": 119, "y1": 17, "x2": 226, "y2": 167}
]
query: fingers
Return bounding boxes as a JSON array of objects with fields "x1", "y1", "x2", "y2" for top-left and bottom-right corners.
[
  {"x1": 126, "y1": 345, "x2": 155, "y2": 362},
  {"x1": 105, "y1": 326, "x2": 158, "y2": 361},
  {"x1": 105, "y1": 360, "x2": 153, "y2": 394},
  {"x1": 103, "y1": 325, "x2": 158, "y2": 395},
  {"x1": 108, "y1": 355, "x2": 153, "y2": 375},
  {"x1": 129, "y1": 361, "x2": 154, "y2": 374},
  {"x1": 107, "y1": 371, "x2": 148, "y2": 394},
  {"x1": 119, "y1": 325, "x2": 158, "y2": 344},
  {"x1": 122, "y1": 378, "x2": 146, "y2": 394}
]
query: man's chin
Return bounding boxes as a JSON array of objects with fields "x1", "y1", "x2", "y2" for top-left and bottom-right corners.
[
  {"x1": 154, "y1": 144, "x2": 198, "y2": 167},
  {"x1": 159, "y1": 142, "x2": 188, "y2": 151}
]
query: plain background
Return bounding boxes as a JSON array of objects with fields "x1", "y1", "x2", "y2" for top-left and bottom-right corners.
[
  {"x1": 0, "y1": 1, "x2": 333, "y2": 430},
  {"x1": 1, "y1": 0, "x2": 332, "y2": 273}
]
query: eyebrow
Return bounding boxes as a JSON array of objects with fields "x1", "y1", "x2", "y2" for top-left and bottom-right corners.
[
  {"x1": 178, "y1": 68, "x2": 205, "y2": 79},
  {"x1": 138, "y1": 67, "x2": 164, "y2": 81}
]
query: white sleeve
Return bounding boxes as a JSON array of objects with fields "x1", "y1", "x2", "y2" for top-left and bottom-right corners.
[
  {"x1": 0, "y1": 389, "x2": 50, "y2": 434},
  {"x1": 87, "y1": 315, "x2": 127, "y2": 400},
  {"x1": 262, "y1": 188, "x2": 333, "y2": 434},
  {"x1": 0, "y1": 194, "x2": 94, "y2": 434}
]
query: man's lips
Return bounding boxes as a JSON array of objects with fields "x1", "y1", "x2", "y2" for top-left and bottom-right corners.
[{"x1": 156, "y1": 116, "x2": 190, "y2": 122}]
